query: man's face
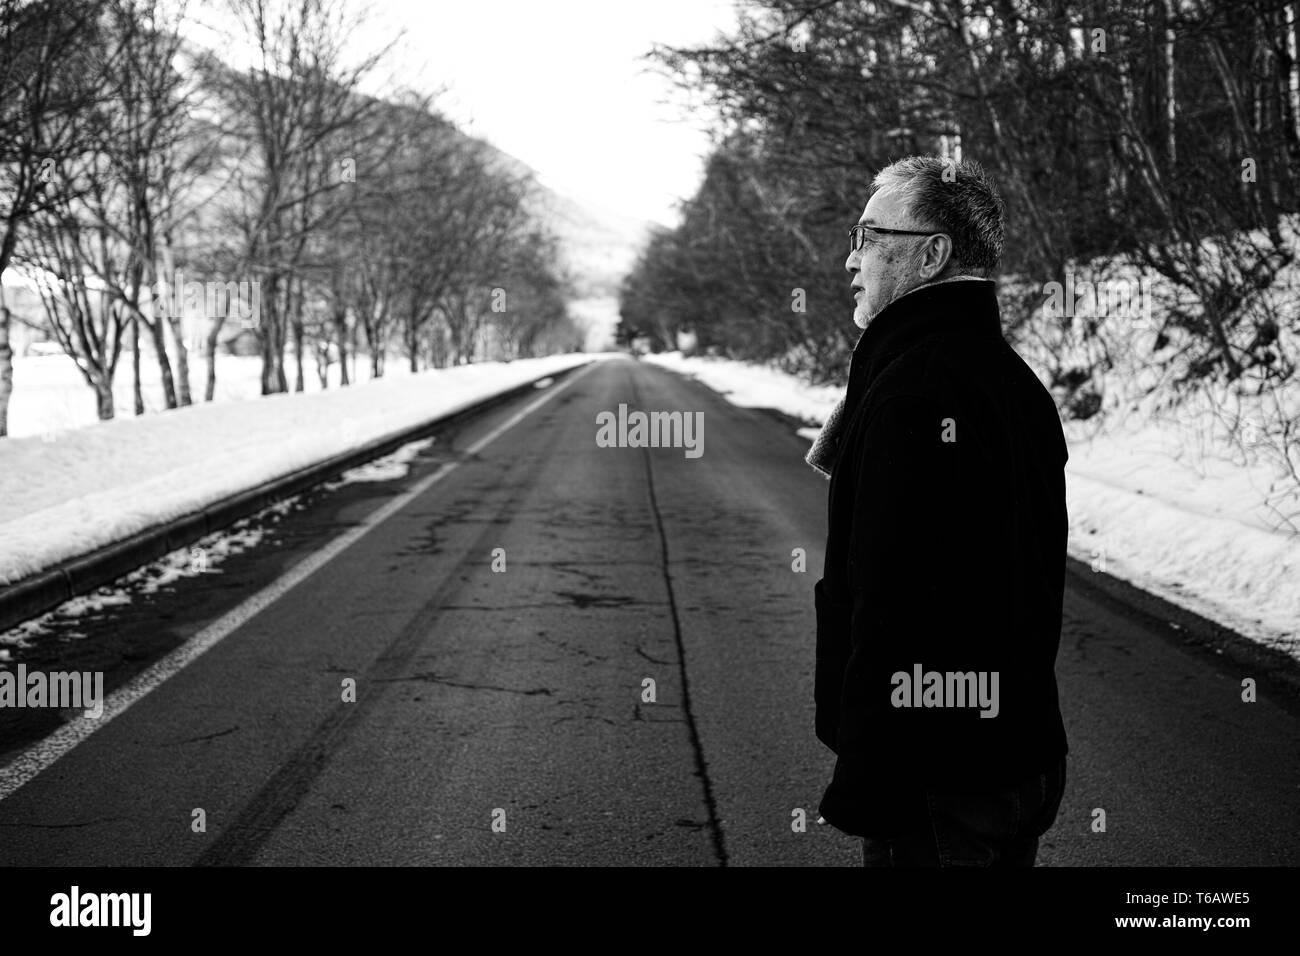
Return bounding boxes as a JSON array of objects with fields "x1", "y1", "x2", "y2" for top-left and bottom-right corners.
[{"x1": 845, "y1": 187, "x2": 927, "y2": 330}]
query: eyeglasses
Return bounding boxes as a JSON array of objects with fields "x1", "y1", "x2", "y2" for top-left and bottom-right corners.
[{"x1": 849, "y1": 223, "x2": 944, "y2": 254}]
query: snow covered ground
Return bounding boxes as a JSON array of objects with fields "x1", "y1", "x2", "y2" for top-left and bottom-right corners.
[
  {"x1": 4, "y1": 348, "x2": 416, "y2": 440},
  {"x1": 0, "y1": 352, "x2": 597, "y2": 586},
  {"x1": 0, "y1": 435, "x2": 442, "y2": 657},
  {"x1": 644, "y1": 350, "x2": 1300, "y2": 663}
]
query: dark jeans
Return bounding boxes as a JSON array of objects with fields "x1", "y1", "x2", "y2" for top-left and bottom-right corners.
[{"x1": 861, "y1": 757, "x2": 1067, "y2": 867}]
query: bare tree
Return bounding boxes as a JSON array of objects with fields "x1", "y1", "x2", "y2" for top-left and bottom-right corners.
[
  {"x1": 94, "y1": 0, "x2": 206, "y2": 411},
  {"x1": 18, "y1": 143, "x2": 130, "y2": 420},
  {"x1": 0, "y1": 0, "x2": 107, "y2": 435},
  {"x1": 209, "y1": 0, "x2": 396, "y2": 395}
]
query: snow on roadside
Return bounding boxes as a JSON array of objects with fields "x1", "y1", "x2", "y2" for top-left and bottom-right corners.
[
  {"x1": 330, "y1": 437, "x2": 437, "y2": 485},
  {"x1": 0, "y1": 434, "x2": 445, "y2": 655},
  {"x1": 0, "y1": 495, "x2": 304, "y2": 654},
  {"x1": 643, "y1": 350, "x2": 844, "y2": 430},
  {"x1": 0, "y1": 354, "x2": 598, "y2": 586},
  {"x1": 3, "y1": 349, "x2": 410, "y2": 440},
  {"x1": 644, "y1": 350, "x2": 1299, "y2": 662}
]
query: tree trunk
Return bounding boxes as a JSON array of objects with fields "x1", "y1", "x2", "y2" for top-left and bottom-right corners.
[
  {"x1": 339, "y1": 337, "x2": 349, "y2": 386},
  {"x1": 157, "y1": 235, "x2": 191, "y2": 406},
  {"x1": 259, "y1": 321, "x2": 289, "y2": 393},
  {"x1": 94, "y1": 377, "x2": 115, "y2": 421},
  {"x1": 0, "y1": 306, "x2": 12, "y2": 438},
  {"x1": 315, "y1": 342, "x2": 330, "y2": 389},
  {"x1": 1277, "y1": 1, "x2": 1300, "y2": 175},
  {"x1": 148, "y1": 317, "x2": 178, "y2": 408},
  {"x1": 259, "y1": 277, "x2": 288, "y2": 395},
  {"x1": 293, "y1": 318, "x2": 305, "y2": 392},
  {"x1": 1162, "y1": 3, "x2": 1177, "y2": 169},
  {"x1": 335, "y1": 309, "x2": 350, "y2": 386},
  {"x1": 1292, "y1": 2, "x2": 1300, "y2": 146},
  {"x1": 205, "y1": 317, "x2": 221, "y2": 402},
  {"x1": 132, "y1": 312, "x2": 144, "y2": 415},
  {"x1": 168, "y1": 315, "x2": 192, "y2": 406},
  {"x1": 257, "y1": 325, "x2": 273, "y2": 392},
  {"x1": 260, "y1": 322, "x2": 274, "y2": 394}
]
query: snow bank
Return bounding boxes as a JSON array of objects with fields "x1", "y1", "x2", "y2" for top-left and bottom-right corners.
[
  {"x1": 643, "y1": 350, "x2": 843, "y2": 428},
  {"x1": 4, "y1": 349, "x2": 414, "y2": 439},
  {"x1": 0, "y1": 354, "x2": 595, "y2": 585},
  {"x1": 645, "y1": 350, "x2": 1299, "y2": 662}
]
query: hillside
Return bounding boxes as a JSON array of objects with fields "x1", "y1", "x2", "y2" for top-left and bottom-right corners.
[{"x1": 474, "y1": 150, "x2": 651, "y2": 351}]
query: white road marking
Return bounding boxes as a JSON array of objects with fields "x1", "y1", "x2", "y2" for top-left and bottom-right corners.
[{"x1": 0, "y1": 364, "x2": 594, "y2": 802}]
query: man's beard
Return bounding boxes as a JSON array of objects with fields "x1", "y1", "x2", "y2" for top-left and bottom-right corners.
[
  {"x1": 854, "y1": 279, "x2": 899, "y2": 329},
  {"x1": 852, "y1": 301, "x2": 873, "y2": 330},
  {"x1": 855, "y1": 273, "x2": 927, "y2": 329}
]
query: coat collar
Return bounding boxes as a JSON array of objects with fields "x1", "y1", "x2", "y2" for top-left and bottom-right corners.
[
  {"x1": 849, "y1": 277, "x2": 1002, "y2": 383},
  {"x1": 810, "y1": 277, "x2": 1004, "y2": 480}
]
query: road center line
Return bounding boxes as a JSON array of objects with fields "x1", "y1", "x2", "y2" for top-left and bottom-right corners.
[{"x1": 0, "y1": 363, "x2": 595, "y2": 803}]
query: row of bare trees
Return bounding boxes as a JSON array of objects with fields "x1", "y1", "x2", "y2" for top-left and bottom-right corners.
[
  {"x1": 623, "y1": 0, "x2": 1300, "y2": 401},
  {"x1": 0, "y1": 0, "x2": 578, "y2": 434},
  {"x1": 314, "y1": 98, "x2": 569, "y2": 384}
]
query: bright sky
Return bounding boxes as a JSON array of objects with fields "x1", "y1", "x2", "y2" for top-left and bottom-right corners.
[
  {"x1": 184, "y1": 0, "x2": 737, "y2": 227},
  {"x1": 364, "y1": 0, "x2": 738, "y2": 228}
]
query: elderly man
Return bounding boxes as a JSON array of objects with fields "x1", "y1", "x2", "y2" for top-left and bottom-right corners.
[{"x1": 807, "y1": 156, "x2": 1069, "y2": 866}]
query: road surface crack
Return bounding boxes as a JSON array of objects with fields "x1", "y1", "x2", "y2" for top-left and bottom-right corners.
[
  {"x1": 635, "y1": 645, "x2": 673, "y2": 666},
  {"x1": 0, "y1": 817, "x2": 124, "y2": 829},
  {"x1": 165, "y1": 725, "x2": 240, "y2": 745},
  {"x1": 375, "y1": 671, "x2": 553, "y2": 696},
  {"x1": 633, "y1": 374, "x2": 729, "y2": 867}
]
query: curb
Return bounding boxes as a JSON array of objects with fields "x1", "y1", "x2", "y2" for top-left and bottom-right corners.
[
  {"x1": 0, "y1": 361, "x2": 590, "y2": 634},
  {"x1": 1064, "y1": 555, "x2": 1300, "y2": 719}
]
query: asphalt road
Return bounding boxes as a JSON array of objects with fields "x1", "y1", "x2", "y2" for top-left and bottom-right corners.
[{"x1": 1, "y1": 356, "x2": 1296, "y2": 866}]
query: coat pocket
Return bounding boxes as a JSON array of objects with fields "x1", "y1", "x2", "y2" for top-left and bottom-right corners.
[{"x1": 814, "y1": 577, "x2": 854, "y2": 752}]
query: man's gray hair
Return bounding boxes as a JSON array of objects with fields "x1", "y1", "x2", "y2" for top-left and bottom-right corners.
[{"x1": 869, "y1": 156, "x2": 1005, "y2": 276}]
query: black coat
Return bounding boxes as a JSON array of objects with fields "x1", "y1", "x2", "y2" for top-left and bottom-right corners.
[{"x1": 815, "y1": 278, "x2": 1069, "y2": 837}]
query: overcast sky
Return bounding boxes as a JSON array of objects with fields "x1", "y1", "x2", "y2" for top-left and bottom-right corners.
[
  {"x1": 368, "y1": 0, "x2": 738, "y2": 228},
  {"x1": 186, "y1": 0, "x2": 737, "y2": 227}
]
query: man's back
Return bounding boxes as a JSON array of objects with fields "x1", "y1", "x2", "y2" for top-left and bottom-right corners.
[{"x1": 817, "y1": 278, "x2": 1069, "y2": 794}]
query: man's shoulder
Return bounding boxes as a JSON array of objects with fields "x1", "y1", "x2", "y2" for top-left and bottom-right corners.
[
  {"x1": 865, "y1": 327, "x2": 991, "y2": 404},
  {"x1": 854, "y1": 330, "x2": 1063, "y2": 447},
  {"x1": 881, "y1": 324, "x2": 1053, "y2": 396}
]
